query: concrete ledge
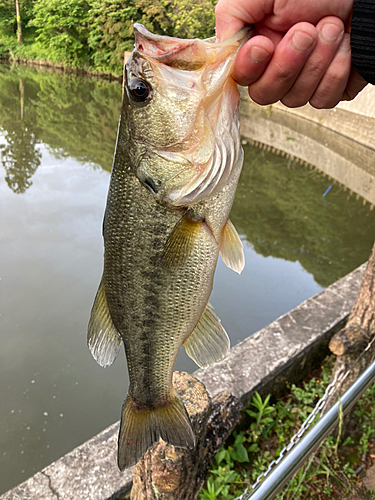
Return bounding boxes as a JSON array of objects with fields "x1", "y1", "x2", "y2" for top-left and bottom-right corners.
[
  {"x1": 196, "y1": 264, "x2": 365, "y2": 407},
  {"x1": 239, "y1": 93, "x2": 375, "y2": 205},
  {"x1": 1, "y1": 264, "x2": 365, "y2": 500},
  {"x1": 1, "y1": 422, "x2": 133, "y2": 500},
  {"x1": 239, "y1": 86, "x2": 375, "y2": 152}
]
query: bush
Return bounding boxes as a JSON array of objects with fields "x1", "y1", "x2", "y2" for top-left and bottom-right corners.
[
  {"x1": 166, "y1": 0, "x2": 216, "y2": 39},
  {"x1": 88, "y1": 0, "x2": 171, "y2": 73},
  {"x1": 32, "y1": 0, "x2": 91, "y2": 66}
]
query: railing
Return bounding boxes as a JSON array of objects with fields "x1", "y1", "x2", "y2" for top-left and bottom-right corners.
[{"x1": 237, "y1": 359, "x2": 375, "y2": 500}]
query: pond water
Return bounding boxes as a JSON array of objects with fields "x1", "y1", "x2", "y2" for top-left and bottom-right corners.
[{"x1": 1, "y1": 64, "x2": 374, "y2": 494}]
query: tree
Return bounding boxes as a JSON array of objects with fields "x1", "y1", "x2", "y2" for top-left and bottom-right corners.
[
  {"x1": 15, "y1": 0, "x2": 23, "y2": 43},
  {"x1": 1, "y1": 126, "x2": 41, "y2": 193},
  {"x1": 166, "y1": 0, "x2": 217, "y2": 39},
  {"x1": 32, "y1": 0, "x2": 91, "y2": 65},
  {"x1": 0, "y1": 0, "x2": 34, "y2": 37},
  {"x1": 88, "y1": 0, "x2": 172, "y2": 73},
  {"x1": 327, "y1": 241, "x2": 375, "y2": 409},
  {"x1": 0, "y1": 0, "x2": 16, "y2": 33}
]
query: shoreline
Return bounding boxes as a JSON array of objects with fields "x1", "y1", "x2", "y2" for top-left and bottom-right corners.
[{"x1": 0, "y1": 54, "x2": 122, "y2": 82}]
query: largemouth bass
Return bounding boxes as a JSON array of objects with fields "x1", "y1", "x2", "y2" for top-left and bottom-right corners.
[{"x1": 88, "y1": 24, "x2": 249, "y2": 470}]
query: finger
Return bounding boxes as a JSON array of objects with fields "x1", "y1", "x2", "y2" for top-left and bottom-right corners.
[
  {"x1": 232, "y1": 36, "x2": 274, "y2": 86},
  {"x1": 342, "y1": 68, "x2": 368, "y2": 101},
  {"x1": 215, "y1": 0, "x2": 274, "y2": 41},
  {"x1": 281, "y1": 16, "x2": 344, "y2": 108},
  {"x1": 248, "y1": 23, "x2": 318, "y2": 105},
  {"x1": 309, "y1": 33, "x2": 351, "y2": 108}
]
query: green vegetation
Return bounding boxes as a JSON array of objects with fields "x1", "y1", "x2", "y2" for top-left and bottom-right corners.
[
  {"x1": 0, "y1": 0, "x2": 217, "y2": 74},
  {"x1": 199, "y1": 356, "x2": 375, "y2": 500}
]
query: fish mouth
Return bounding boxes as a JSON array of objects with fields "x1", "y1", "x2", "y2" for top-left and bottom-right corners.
[{"x1": 133, "y1": 23, "x2": 252, "y2": 71}]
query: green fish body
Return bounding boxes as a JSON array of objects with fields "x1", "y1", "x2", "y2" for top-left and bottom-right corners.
[{"x1": 88, "y1": 24, "x2": 249, "y2": 470}]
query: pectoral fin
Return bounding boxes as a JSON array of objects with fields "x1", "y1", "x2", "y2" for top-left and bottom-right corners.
[
  {"x1": 87, "y1": 280, "x2": 122, "y2": 368},
  {"x1": 184, "y1": 303, "x2": 230, "y2": 368},
  {"x1": 220, "y1": 219, "x2": 245, "y2": 274},
  {"x1": 162, "y1": 212, "x2": 203, "y2": 268}
]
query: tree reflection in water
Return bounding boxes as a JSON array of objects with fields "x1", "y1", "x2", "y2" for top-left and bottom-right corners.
[
  {"x1": 0, "y1": 64, "x2": 122, "y2": 194},
  {"x1": 1, "y1": 125, "x2": 42, "y2": 194}
]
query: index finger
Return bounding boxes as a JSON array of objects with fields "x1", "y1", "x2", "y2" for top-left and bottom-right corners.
[{"x1": 215, "y1": 0, "x2": 274, "y2": 41}]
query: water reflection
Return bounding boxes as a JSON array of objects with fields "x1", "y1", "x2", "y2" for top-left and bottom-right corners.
[
  {"x1": 0, "y1": 64, "x2": 121, "y2": 191},
  {"x1": 1, "y1": 126, "x2": 41, "y2": 193},
  {"x1": 231, "y1": 142, "x2": 375, "y2": 287},
  {"x1": 0, "y1": 64, "x2": 374, "y2": 495}
]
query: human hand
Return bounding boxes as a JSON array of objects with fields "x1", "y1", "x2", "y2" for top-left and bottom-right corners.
[{"x1": 215, "y1": 0, "x2": 368, "y2": 108}]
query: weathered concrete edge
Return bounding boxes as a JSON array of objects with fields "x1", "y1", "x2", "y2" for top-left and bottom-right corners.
[
  {"x1": 238, "y1": 86, "x2": 375, "y2": 151},
  {"x1": 1, "y1": 264, "x2": 366, "y2": 500},
  {"x1": 196, "y1": 263, "x2": 365, "y2": 406}
]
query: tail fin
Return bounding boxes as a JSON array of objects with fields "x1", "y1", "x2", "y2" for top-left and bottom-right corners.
[{"x1": 118, "y1": 391, "x2": 195, "y2": 470}]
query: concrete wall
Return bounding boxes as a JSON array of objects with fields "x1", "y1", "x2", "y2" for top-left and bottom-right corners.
[{"x1": 239, "y1": 86, "x2": 375, "y2": 205}]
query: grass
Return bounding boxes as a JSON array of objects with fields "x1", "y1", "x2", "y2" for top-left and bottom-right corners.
[{"x1": 199, "y1": 356, "x2": 375, "y2": 500}]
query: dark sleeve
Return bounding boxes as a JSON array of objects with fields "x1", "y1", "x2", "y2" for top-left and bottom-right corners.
[{"x1": 350, "y1": 0, "x2": 375, "y2": 84}]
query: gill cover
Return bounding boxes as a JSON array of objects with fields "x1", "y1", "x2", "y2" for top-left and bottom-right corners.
[{"x1": 129, "y1": 24, "x2": 251, "y2": 206}]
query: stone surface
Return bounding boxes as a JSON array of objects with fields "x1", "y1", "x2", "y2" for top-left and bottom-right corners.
[
  {"x1": 196, "y1": 264, "x2": 366, "y2": 407},
  {"x1": 337, "y1": 85, "x2": 375, "y2": 119},
  {"x1": 1, "y1": 423, "x2": 133, "y2": 500},
  {"x1": 0, "y1": 264, "x2": 365, "y2": 500}
]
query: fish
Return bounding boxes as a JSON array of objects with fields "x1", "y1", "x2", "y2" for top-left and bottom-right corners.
[{"x1": 87, "y1": 23, "x2": 250, "y2": 471}]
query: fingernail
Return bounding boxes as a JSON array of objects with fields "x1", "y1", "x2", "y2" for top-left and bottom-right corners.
[
  {"x1": 321, "y1": 23, "x2": 344, "y2": 43},
  {"x1": 249, "y1": 46, "x2": 271, "y2": 63},
  {"x1": 291, "y1": 31, "x2": 314, "y2": 52}
]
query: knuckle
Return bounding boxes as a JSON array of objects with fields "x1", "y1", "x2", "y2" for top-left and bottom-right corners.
[
  {"x1": 249, "y1": 86, "x2": 277, "y2": 106},
  {"x1": 310, "y1": 61, "x2": 349, "y2": 108},
  {"x1": 310, "y1": 96, "x2": 337, "y2": 109},
  {"x1": 272, "y1": 61, "x2": 294, "y2": 82},
  {"x1": 309, "y1": 83, "x2": 339, "y2": 108},
  {"x1": 304, "y1": 60, "x2": 324, "y2": 79}
]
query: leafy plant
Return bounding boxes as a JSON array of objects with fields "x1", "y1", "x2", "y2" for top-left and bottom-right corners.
[
  {"x1": 32, "y1": 0, "x2": 91, "y2": 66},
  {"x1": 246, "y1": 392, "x2": 275, "y2": 440},
  {"x1": 164, "y1": 0, "x2": 216, "y2": 39},
  {"x1": 200, "y1": 356, "x2": 375, "y2": 500}
]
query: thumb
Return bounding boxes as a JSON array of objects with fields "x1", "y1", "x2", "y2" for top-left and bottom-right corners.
[{"x1": 215, "y1": 0, "x2": 274, "y2": 41}]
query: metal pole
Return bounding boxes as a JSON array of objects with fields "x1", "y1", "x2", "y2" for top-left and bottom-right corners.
[{"x1": 247, "y1": 359, "x2": 375, "y2": 500}]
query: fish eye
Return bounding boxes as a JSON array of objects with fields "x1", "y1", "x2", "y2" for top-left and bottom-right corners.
[{"x1": 128, "y1": 78, "x2": 151, "y2": 103}]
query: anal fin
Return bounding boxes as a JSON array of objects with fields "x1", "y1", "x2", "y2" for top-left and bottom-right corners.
[
  {"x1": 220, "y1": 219, "x2": 245, "y2": 274},
  {"x1": 184, "y1": 303, "x2": 230, "y2": 369},
  {"x1": 162, "y1": 212, "x2": 203, "y2": 268},
  {"x1": 87, "y1": 280, "x2": 121, "y2": 368}
]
